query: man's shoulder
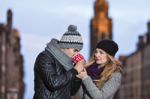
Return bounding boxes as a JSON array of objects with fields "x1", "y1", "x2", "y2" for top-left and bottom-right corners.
[
  {"x1": 36, "y1": 50, "x2": 55, "y2": 62},
  {"x1": 36, "y1": 51, "x2": 46, "y2": 59}
]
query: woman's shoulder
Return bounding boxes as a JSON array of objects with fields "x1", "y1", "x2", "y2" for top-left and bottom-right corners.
[{"x1": 111, "y1": 71, "x2": 122, "y2": 79}]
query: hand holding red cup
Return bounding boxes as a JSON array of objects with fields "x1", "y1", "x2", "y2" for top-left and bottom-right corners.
[{"x1": 72, "y1": 53, "x2": 85, "y2": 65}]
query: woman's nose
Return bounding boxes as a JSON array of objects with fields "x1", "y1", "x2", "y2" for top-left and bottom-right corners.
[
  {"x1": 95, "y1": 53, "x2": 101, "y2": 57},
  {"x1": 95, "y1": 52, "x2": 99, "y2": 56}
]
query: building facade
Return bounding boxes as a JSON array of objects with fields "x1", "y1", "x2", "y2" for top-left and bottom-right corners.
[
  {"x1": 0, "y1": 9, "x2": 24, "y2": 99},
  {"x1": 117, "y1": 21, "x2": 150, "y2": 99}
]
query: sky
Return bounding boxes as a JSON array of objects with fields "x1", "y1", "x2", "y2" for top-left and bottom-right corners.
[{"x1": 0, "y1": 0, "x2": 150, "y2": 99}]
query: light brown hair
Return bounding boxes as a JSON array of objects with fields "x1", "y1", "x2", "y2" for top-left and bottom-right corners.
[{"x1": 85, "y1": 53, "x2": 122, "y2": 89}]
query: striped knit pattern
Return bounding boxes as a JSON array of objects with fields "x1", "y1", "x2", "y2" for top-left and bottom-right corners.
[
  {"x1": 60, "y1": 35, "x2": 83, "y2": 44},
  {"x1": 59, "y1": 25, "x2": 83, "y2": 50}
]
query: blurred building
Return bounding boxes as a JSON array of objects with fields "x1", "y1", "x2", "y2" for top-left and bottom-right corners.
[
  {"x1": 117, "y1": 21, "x2": 150, "y2": 99},
  {"x1": 90, "y1": 0, "x2": 150, "y2": 99},
  {"x1": 0, "y1": 9, "x2": 24, "y2": 99},
  {"x1": 90, "y1": 0, "x2": 112, "y2": 55}
]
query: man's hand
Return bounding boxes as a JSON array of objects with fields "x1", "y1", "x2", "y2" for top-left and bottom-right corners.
[
  {"x1": 74, "y1": 59, "x2": 85, "y2": 73},
  {"x1": 72, "y1": 53, "x2": 85, "y2": 65}
]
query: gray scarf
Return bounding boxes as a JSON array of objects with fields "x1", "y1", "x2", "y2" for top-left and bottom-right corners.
[{"x1": 45, "y1": 38, "x2": 73, "y2": 71}]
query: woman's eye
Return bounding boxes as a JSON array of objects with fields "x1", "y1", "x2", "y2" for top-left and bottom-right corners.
[{"x1": 99, "y1": 51, "x2": 104, "y2": 54}]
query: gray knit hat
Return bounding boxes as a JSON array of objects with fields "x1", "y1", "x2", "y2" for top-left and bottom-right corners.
[{"x1": 59, "y1": 25, "x2": 83, "y2": 50}]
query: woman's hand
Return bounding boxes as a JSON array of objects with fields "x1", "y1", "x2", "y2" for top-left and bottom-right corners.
[{"x1": 74, "y1": 59, "x2": 85, "y2": 73}]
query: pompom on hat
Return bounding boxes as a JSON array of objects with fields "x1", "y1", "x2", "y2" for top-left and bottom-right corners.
[
  {"x1": 59, "y1": 25, "x2": 83, "y2": 50},
  {"x1": 96, "y1": 39, "x2": 119, "y2": 56}
]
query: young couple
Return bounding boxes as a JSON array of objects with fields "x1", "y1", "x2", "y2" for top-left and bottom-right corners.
[{"x1": 33, "y1": 25, "x2": 122, "y2": 99}]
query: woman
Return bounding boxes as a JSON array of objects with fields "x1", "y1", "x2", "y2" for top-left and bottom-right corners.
[{"x1": 77, "y1": 39, "x2": 122, "y2": 99}]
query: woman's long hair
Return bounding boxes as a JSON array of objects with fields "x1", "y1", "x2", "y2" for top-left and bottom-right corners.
[{"x1": 85, "y1": 53, "x2": 122, "y2": 88}]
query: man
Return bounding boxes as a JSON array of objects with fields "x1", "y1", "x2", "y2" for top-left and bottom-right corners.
[{"x1": 33, "y1": 25, "x2": 85, "y2": 99}]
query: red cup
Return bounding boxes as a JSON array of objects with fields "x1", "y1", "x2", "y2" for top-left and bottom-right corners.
[{"x1": 72, "y1": 54, "x2": 84, "y2": 64}]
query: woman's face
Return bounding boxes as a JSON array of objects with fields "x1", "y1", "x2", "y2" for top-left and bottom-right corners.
[{"x1": 94, "y1": 48, "x2": 108, "y2": 65}]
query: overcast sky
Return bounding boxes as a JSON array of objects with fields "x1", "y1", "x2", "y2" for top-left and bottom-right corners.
[{"x1": 1, "y1": 0, "x2": 150, "y2": 99}]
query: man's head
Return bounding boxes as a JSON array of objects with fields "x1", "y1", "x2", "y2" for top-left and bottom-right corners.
[{"x1": 59, "y1": 25, "x2": 83, "y2": 58}]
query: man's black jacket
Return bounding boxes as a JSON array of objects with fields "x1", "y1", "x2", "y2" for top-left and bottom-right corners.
[{"x1": 33, "y1": 50, "x2": 81, "y2": 99}]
